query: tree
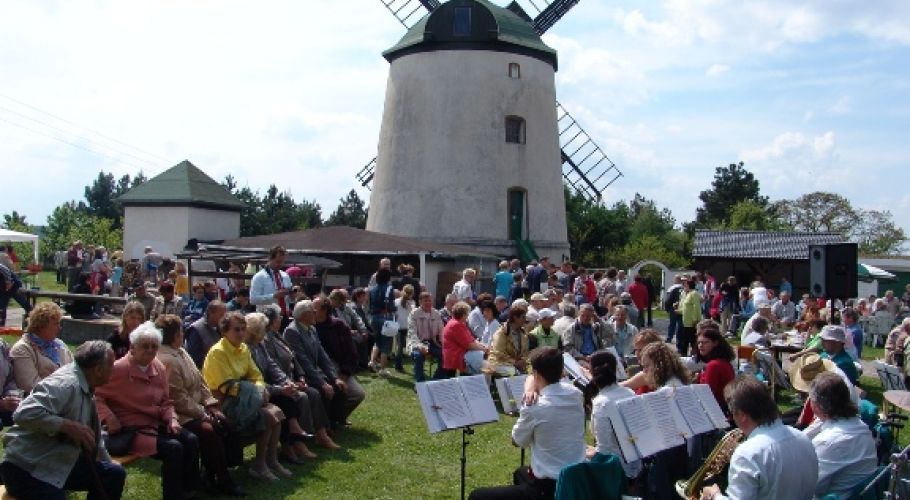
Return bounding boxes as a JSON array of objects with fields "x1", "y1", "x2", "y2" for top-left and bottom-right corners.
[
  {"x1": 727, "y1": 200, "x2": 785, "y2": 231},
  {"x1": 1, "y1": 211, "x2": 35, "y2": 264},
  {"x1": 772, "y1": 191, "x2": 907, "y2": 255},
  {"x1": 82, "y1": 170, "x2": 147, "y2": 229},
  {"x1": 326, "y1": 190, "x2": 368, "y2": 229},
  {"x1": 297, "y1": 199, "x2": 323, "y2": 231},
  {"x1": 696, "y1": 162, "x2": 767, "y2": 227},
  {"x1": 613, "y1": 235, "x2": 689, "y2": 270},
  {"x1": 41, "y1": 202, "x2": 123, "y2": 261}
]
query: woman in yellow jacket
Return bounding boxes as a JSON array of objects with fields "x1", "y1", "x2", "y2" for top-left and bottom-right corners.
[{"x1": 487, "y1": 306, "x2": 531, "y2": 376}]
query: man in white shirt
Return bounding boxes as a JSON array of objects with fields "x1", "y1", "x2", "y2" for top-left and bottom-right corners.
[
  {"x1": 702, "y1": 376, "x2": 818, "y2": 500},
  {"x1": 249, "y1": 246, "x2": 293, "y2": 322},
  {"x1": 771, "y1": 291, "x2": 797, "y2": 326},
  {"x1": 468, "y1": 347, "x2": 585, "y2": 500},
  {"x1": 741, "y1": 303, "x2": 775, "y2": 341},
  {"x1": 804, "y1": 372, "x2": 877, "y2": 499},
  {"x1": 452, "y1": 268, "x2": 476, "y2": 306}
]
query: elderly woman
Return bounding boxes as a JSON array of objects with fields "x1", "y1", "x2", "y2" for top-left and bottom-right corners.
[
  {"x1": 245, "y1": 312, "x2": 320, "y2": 463},
  {"x1": 441, "y1": 302, "x2": 488, "y2": 377},
  {"x1": 10, "y1": 302, "x2": 73, "y2": 393},
  {"x1": 202, "y1": 312, "x2": 288, "y2": 482},
  {"x1": 259, "y1": 305, "x2": 339, "y2": 451},
  {"x1": 155, "y1": 315, "x2": 244, "y2": 497},
  {"x1": 886, "y1": 318, "x2": 910, "y2": 365},
  {"x1": 94, "y1": 321, "x2": 200, "y2": 500},
  {"x1": 487, "y1": 306, "x2": 531, "y2": 376},
  {"x1": 107, "y1": 301, "x2": 146, "y2": 359}
]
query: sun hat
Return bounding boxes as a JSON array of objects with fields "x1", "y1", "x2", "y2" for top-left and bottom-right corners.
[
  {"x1": 529, "y1": 292, "x2": 547, "y2": 302},
  {"x1": 789, "y1": 353, "x2": 837, "y2": 392},
  {"x1": 819, "y1": 325, "x2": 846, "y2": 343},
  {"x1": 538, "y1": 309, "x2": 556, "y2": 320}
]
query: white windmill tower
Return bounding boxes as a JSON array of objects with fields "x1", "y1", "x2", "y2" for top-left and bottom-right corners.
[{"x1": 360, "y1": 0, "x2": 621, "y2": 261}]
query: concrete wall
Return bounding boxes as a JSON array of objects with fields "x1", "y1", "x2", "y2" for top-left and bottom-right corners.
[
  {"x1": 367, "y1": 50, "x2": 569, "y2": 261},
  {"x1": 124, "y1": 206, "x2": 240, "y2": 259}
]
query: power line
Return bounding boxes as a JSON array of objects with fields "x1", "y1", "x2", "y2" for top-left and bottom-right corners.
[
  {"x1": 0, "y1": 115, "x2": 160, "y2": 173},
  {"x1": 0, "y1": 91, "x2": 171, "y2": 164}
]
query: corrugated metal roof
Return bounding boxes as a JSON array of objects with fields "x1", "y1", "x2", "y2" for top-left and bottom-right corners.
[
  {"x1": 219, "y1": 225, "x2": 499, "y2": 258},
  {"x1": 692, "y1": 230, "x2": 846, "y2": 260},
  {"x1": 118, "y1": 160, "x2": 244, "y2": 210}
]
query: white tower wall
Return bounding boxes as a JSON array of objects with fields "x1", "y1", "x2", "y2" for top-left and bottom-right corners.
[{"x1": 366, "y1": 50, "x2": 569, "y2": 260}]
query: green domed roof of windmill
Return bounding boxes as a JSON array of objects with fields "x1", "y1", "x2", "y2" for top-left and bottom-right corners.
[{"x1": 383, "y1": 0, "x2": 558, "y2": 69}]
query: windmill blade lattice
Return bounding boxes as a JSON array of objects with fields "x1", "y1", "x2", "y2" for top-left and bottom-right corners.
[
  {"x1": 507, "y1": 0, "x2": 582, "y2": 35},
  {"x1": 557, "y1": 101, "x2": 622, "y2": 202},
  {"x1": 356, "y1": 157, "x2": 377, "y2": 190},
  {"x1": 379, "y1": 0, "x2": 439, "y2": 29}
]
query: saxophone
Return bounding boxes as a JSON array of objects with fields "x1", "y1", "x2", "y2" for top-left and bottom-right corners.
[{"x1": 675, "y1": 428, "x2": 744, "y2": 500}]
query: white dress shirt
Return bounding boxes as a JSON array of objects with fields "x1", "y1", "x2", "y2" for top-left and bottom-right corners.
[
  {"x1": 467, "y1": 308, "x2": 485, "y2": 339},
  {"x1": 718, "y1": 419, "x2": 818, "y2": 500},
  {"x1": 512, "y1": 381, "x2": 586, "y2": 480},
  {"x1": 810, "y1": 417, "x2": 877, "y2": 499},
  {"x1": 591, "y1": 384, "x2": 642, "y2": 478},
  {"x1": 452, "y1": 279, "x2": 473, "y2": 301},
  {"x1": 250, "y1": 267, "x2": 292, "y2": 310}
]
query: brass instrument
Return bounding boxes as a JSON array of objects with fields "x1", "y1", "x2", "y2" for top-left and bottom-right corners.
[{"x1": 675, "y1": 428, "x2": 744, "y2": 500}]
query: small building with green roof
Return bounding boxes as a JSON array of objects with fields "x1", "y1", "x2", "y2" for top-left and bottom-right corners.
[{"x1": 120, "y1": 160, "x2": 243, "y2": 259}]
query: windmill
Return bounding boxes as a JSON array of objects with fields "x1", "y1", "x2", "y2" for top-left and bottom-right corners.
[{"x1": 359, "y1": 0, "x2": 621, "y2": 261}]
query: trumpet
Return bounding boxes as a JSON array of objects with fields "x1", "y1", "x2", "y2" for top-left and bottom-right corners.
[{"x1": 675, "y1": 428, "x2": 744, "y2": 500}]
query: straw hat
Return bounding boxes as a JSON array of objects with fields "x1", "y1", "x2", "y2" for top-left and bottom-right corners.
[{"x1": 789, "y1": 353, "x2": 837, "y2": 392}]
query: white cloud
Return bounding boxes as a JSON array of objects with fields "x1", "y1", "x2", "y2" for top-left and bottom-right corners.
[
  {"x1": 705, "y1": 64, "x2": 730, "y2": 77},
  {"x1": 740, "y1": 131, "x2": 836, "y2": 163}
]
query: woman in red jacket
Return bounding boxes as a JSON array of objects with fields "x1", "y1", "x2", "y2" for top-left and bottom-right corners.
[{"x1": 694, "y1": 320, "x2": 736, "y2": 414}]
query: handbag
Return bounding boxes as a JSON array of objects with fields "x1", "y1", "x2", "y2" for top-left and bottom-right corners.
[
  {"x1": 381, "y1": 320, "x2": 400, "y2": 337},
  {"x1": 218, "y1": 378, "x2": 264, "y2": 434}
]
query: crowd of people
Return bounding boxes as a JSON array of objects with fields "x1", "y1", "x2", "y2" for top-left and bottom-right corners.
[{"x1": 1, "y1": 242, "x2": 908, "y2": 499}]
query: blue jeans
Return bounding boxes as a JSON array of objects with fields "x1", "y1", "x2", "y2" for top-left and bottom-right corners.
[
  {"x1": 1, "y1": 456, "x2": 126, "y2": 500},
  {"x1": 666, "y1": 310, "x2": 680, "y2": 342},
  {"x1": 411, "y1": 342, "x2": 443, "y2": 382}
]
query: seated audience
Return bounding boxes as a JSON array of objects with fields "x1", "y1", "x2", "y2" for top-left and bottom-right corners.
[
  {"x1": 564, "y1": 303, "x2": 615, "y2": 365},
  {"x1": 152, "y1": 281, "x2": 184, "y2": 320},
  {"x1": 441, "y1": 302, "x2": 488, "y2": 377},
  {"x1": 202, "y1": 312, "x2": 287, "y2": 482},
  {"x1": 66, "y1": 272, "x2": 99, "y2": 319},
  {"x1": 284, "y1": 301, "x2": 350, "y2": 430},
  {"x1": 127, "y1": 281, "x2": 156, "y2": 320},
  {"x1": 95, "y1": 322, "x2": 201, "y2": 499},
  {"x1": 245, "y1": 313, "x2": 323, "y2": 463},
  {"x1": 155, "y1": 314, "x2": 244, "y2": 497},
  {"x1": 885, "y1": 318, "x2": 910, "y2": 366},
  {"x1": 701, "y1": 376, "x2": 818, "y2": 500},
  {"x1": 805, "y1": 372, "x2": 877, "y2": 498},
  {"x1": 0, "y1": 338, "x2": 20, "y2": 428},
  {"x1": 609, "y1": 305, "x2": 638, "y2": 359},
  {"x1": 107, "y1": 301, "x2": 145, "y2": 359},
  {"x1": 260, "y1": 305, "x2": 339, "y2": 451},
  {"x1": 488, "y1": 306, "x2": 531, "y2": 376},
  {"x1": 226, "y1": 287, "x2": 255, "y2": 314},
  {"x1": 818, "y1": 326, "x2": 858, "y2": 386},
  {"x1": 185, "y1": 300, "x2": 227, "y2": 368},
  {"x1": 587, "y1": 350, "x2": 642, "y2": 480},
  {"x1": 0, "y1": 341, "x2": 125, "y2": 499},
  {"x1": 529, "y1": 309, "x2": 562, "y2": 351},
  {"x1": 183, "y1": 283, "x2": 210, "y2": 325},
  {"x1": 313, "y1": 297, "x2": 366, "y2": 424},
  {"x1": 475, "y1": 301, "x2": 502, "y2": 346},
  {"x1": 468, "y1": 347, "x2": 585, "y2": 500},
  {"x1": 406, "y1": 291, "x2": 445, "y2": 382},
  {"x1": 10, "y1": 302, "x2": 74, "y2": 393}
]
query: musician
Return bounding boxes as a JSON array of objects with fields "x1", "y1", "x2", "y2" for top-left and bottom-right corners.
[
  {"x1": 701, "y1": 376, "x2": 817, "y2": 500},
  {"x1": 693, "y1": 321, "x2": 735, "y2": 413},
  {"x1": 805, "y1": 372, "x2": 876, "y2": 498},
  {"x1": 587, "y1": 350, "x2": 641, "y2": 480},
  {"x1": 468, "y1": 347, "x2": 585, "y2": 500}
]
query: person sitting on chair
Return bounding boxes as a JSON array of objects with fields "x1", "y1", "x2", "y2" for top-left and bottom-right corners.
[
  {"x1": 701, "y1": 376, "x2": 817, "y2": 500},
  {"x1": 805, "y1": 372, "x2": 877, "y2": 499},
  {"x1": 468, "y1": 346, "x2": 585, "y2": 500}
]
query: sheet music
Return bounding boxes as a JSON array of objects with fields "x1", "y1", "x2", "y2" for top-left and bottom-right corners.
[
  {"x1": 562, "y1": 353, "x2": 590, "y2": 385},
  {"x1": 692, "y1": 384, "x2": 729, "y2": 429},
  {"x1": 604, "y1": 346, "x2": 628, "y2": 380},
  {"x1": 496, "y1": 375, "x2": 528, "y2": 414},
  {"x1": 459, "y1": 375, "x2": 500, "y2": 424},
  {"x1": 415, "y1": 382, "x2": 446, "y2": 433},
  {"x1": 672, "y1": 385, "x2": 715, "y2": 436},
  {"x1": 616, "y1": 397, "x2": 664, "y2": 458},
  {"x1": 604, "y1": 400, "x2": 640, "y2": 463},
  {"x1": 429, "y1": 379, "x2": 473, "y2": 429},
  {"x1": 642, "y1": 389, "x2": 687, "y2": 447}
]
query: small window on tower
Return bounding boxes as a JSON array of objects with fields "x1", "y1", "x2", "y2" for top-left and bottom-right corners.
[
  {"x1": 453, "y1": 7, "x2": 471, "y2": 36},
  {"x1": 505, "y1": 116, "x2": 526, "y2": 144},
  {"x1": 509, "y1": 63, "x2": 521, "y2": 79}
]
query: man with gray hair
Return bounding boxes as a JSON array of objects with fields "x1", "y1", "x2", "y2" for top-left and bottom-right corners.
[
  {"x1": 185, "y1": 300, "x2": 227, "y2": 368},
  {"x1": 452, "y1": 268, "x2": 477, "y2": 306},
  {"x1": 564, "y1": 303, "x2": 615, "y2": 364},
  {"x1": 1, "y1": 340, "x2": 125, "y2": 499},
  {"x1": 771, "y1": 291, "x2": 797, "y2": 326}
]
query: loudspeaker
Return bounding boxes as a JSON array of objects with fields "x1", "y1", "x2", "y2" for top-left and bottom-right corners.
[{"x1": 808, "y1": 243, "x2": 858, "y2": 298}]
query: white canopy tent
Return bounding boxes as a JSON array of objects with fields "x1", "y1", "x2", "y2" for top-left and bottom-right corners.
[{"x1": 0, "y1": 228, "x2": 39, "y2": 264}]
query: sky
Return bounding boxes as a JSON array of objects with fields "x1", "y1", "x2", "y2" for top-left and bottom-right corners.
[{"x1": 2, "y1": 0, "x2": 909, "y2": 240}]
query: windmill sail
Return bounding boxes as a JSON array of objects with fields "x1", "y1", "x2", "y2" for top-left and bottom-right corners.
[
  {"x1": 558, "y1": 101, "x2": 622, "y2": 202},
  {"x1": 507, "y1": 0, "x2": 582, "y2": 35},
  {"x1": 379, "y1": 0, "x2": 439, "y2": 29},
  {"x1": 356, "y1": 157, "x2": 377, "y2": 190}
]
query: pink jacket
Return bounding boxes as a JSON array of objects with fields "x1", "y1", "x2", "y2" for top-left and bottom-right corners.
[{"x1": 95, "y1": 353, "x2": 176, "y2": 457}]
